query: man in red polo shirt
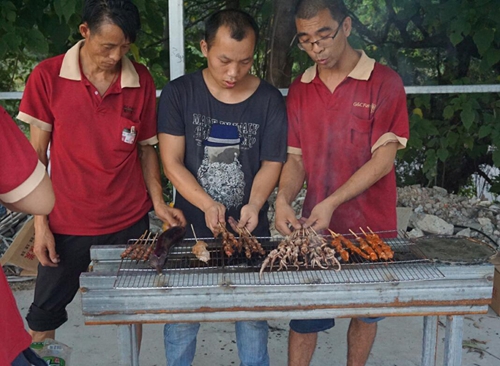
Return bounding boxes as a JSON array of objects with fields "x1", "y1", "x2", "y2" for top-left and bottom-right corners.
[
  {"x1": 275, "y1": 0, "x2": 409, "y2": 365},
  {"x1": 1, "y1": 105, "x2": 54, "y2": 365},
  {"x1": 17, "y1": 0, "x2": 185, "y2": 343}
]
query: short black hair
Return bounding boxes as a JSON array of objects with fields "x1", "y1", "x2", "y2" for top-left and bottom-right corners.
[
  {"x1": 204, "y1": 9, "x2": 259, "y2": 49},
  {"x1": 295, "y1": 0, "x2": 347, "y2": 23},
  {"x1": 82, "y1": 0, "x2": 141, "y2": 42}
]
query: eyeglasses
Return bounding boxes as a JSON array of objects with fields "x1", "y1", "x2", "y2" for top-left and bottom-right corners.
[{"x1": 296, "y1": 17, "x2": 346, "y2": 51}]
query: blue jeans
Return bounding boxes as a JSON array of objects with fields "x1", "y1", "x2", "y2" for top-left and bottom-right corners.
[{"x1": 164, "y1": 321, "x2": 269, "y2": 366}]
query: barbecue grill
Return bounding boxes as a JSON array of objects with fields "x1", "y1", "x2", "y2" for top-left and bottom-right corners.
[{"x1": 80, "y1": 232, "x2": 495, "y2": 366}]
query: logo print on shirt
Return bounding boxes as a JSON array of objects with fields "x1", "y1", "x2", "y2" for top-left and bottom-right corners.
[
  {"x1": 353, "y1": 102, "x2": 376, "y2": 113},
  {"x1": 123, "y1": 106, "x2": 134, "y2": 114},
  {"x1": 192, "y1": 113, "x2": 259, "y2": 150},
  {"x1": 197, "y1": 124, "x2": 245, "y2": 209}
]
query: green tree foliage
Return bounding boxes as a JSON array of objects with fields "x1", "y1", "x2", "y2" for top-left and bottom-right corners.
[
  {"x1": 1, "y1": 0, "x2": 500, "y2": 194},
  {"x1": 342, "y1": 0, "x2": 500, "y2": 193}
]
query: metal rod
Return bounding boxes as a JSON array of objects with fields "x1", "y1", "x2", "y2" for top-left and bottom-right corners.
[
  {"x1": 3, "y1": 84, "x2": 500, "y2": 101},
  {"x1": 421, "y1": 316, "x2": 438, "y2": 366},
  {"x1": 443, "y1": 315, "x2": 464, "y2": 366},
  {"x1": 117, "y1": 324, "x2": 139, "y2": 366}
]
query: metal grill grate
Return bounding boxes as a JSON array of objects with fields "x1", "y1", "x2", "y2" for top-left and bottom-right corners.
[{"x1": 114, "y1": 234, "x2": 444, "y2": 289}]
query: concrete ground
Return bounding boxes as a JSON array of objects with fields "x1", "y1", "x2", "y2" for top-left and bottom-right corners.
[{"x1": 12, "y1": 287, "x2": 500, "y2": 366}]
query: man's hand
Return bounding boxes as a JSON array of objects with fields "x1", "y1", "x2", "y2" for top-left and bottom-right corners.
[
  {"x1": 203, "y1": 201, "x2": 226, "y2": 235},
  {"x1": 154, "y1": 202, "x2": 187, "y2": 228},
  {"x1": 275, "y1": 200, "x2": 302, "y2": 236},
  {"x1": 33, "y1": 223, "x2": 59, "y2": 267},
  {"x1": 237, "y1": 204, "x2": 259, "y2": 233},
  {"x1": 303, "y1": 199, "x2": 335, "y2": 232}
]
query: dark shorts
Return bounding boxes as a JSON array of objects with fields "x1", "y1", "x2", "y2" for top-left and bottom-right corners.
[
  {"x1": 26, "y1": 214, "x2": 149, "y2": 331},
  {"x1": 290, "y1": 317, "x2": 384, "y2": 334},
  {"x1": 11, "y1": 348, "x2": 47, "y2": 366}
]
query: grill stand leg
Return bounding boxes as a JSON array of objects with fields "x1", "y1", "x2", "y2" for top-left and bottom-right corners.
[
  {"x1": 117, "y1": 324, "x2": 140, "y2": 366},
  {"x1": 443, "y1": 315, "x2": 463, "y2": 366},
  {"x1": 421, "y1": 316, "x2": 438, "y2": 366}
]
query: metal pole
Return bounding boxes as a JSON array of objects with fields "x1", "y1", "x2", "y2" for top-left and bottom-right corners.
[
  {"x1": 421, "y1": 316, "x2": 438, "y2": 366},
  {"x1": 443, "y1": 315, "x2": 464, "y2": 366},
  {"x1": 168, "y1": 0, "x2": 185, "y2": 80},
  {"x1": 117, "y1": 324, "x2": 140, "y2": 366}
]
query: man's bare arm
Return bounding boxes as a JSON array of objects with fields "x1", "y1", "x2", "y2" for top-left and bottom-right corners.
[
  {"x1": 2, "y1": 173, "x2": 54, "y2": 215},
  {"x1": 237, "y1": 161, "x2": 283, "y2": 232},
  {"x1": 29, "y1": 125, "x2": 59, "y2": 266},
  {"x1": 274, "y1": 153, "x2": 307, "y2": 235},
  {"x1": 138, "y1": 144, "x2": 186, "y2": 227},
  {"x1": 158, "y1": 133, "x2": 225, "y2": 232}
]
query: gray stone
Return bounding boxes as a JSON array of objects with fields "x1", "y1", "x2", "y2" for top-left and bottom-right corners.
[
  {"x1": 432, "y1": 186, "x2": 448, "y2": 196},
  {"x1": 478, "y1": 217, "x2": 494, "y2": 234},
  {"x1": 455, "y1": 228, "x2": 471, "y2": 237},
  {"x1": 409, "y1": 213, "x2": 454, "y2": 235},
  {"x1": 414, "y1": 205, "x2": 424, "y2": 213},
  {"x1": 407, "y1": 228, "x2": 424, "y2": 238},
  {"x1": 489, "y1": 205, "x2": 500, "y2": 212}
]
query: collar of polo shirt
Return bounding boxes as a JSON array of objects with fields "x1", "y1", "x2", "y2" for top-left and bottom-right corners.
[
  {"x1": 59, "y1": 40, "x2": 140, "y2": 88},
  {"x1": 300, "y1": 50, "x2": 375, "y2": 84}
]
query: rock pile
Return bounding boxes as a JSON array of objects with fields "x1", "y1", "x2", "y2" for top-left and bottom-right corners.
[
  {"x1": 397, "y1": 185, "x2": 500, "y2": 244},
  {"x1": 267, "y1": 185, "x2": 500, "y2": 245}
]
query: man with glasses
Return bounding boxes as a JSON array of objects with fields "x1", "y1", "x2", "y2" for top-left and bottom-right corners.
[{"x1": 275, "y1": 0, "x2": 409, "y2": 365}]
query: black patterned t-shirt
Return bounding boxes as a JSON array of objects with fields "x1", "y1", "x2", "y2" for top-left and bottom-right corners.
[{"x1": 157, "y1": 70, "x2": 287, "y2": 238}]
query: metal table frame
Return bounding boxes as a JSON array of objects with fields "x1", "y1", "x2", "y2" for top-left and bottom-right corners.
[{"x1": 80, "y1": 246, "x2": 494, "y2": 366}]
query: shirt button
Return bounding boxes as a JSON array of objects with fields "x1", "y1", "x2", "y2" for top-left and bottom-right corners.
[{"x1": 94, "y1": 91, "x2": 98, "y2": 95}]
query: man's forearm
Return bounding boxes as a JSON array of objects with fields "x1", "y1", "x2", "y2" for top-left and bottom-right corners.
[
  {"x1": 247, "y1": 161, "x2": 283, "y2": 210},
  {"x1": 139, "y1": 145, "x2": 165, "y2": 208},
  {"x1": 276, "y1": 154, "x2": 306, "y2": 206},
  {"x1": 164, "y1": 160, "x2": 217, "y2": 213}
]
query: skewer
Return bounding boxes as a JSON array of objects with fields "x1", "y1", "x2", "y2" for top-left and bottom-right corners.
[
  {"x1": 142, "y1": 232, "x2": 158, "y2": 261},
  {"x1": 191, "y1": 224, "x2": 199, "y2": 241},
  {"x1": 366, "y1": 226, "x2": 394, "y2": 260},
  {"x1": 133, "y1": 231, "x2": 152, "y2": 261},
  {"x1": 327, "y1": 229, "x2": 349, "y2": 262},
  {"x1": 191, "y1": 224, "x2": 211, "y2": 263},
  {"x1": 332, "y1": 230, "x2": 370, "y2": 260},
  {"x1": 121, "y1": 230, "x2": 147, "y2": 259},
  {"x1": 360, "y1": 227, "x2": 387, "y2": 260},
  {"x1": 349, "y1": 229, "x2": 378, "y2": 261}
]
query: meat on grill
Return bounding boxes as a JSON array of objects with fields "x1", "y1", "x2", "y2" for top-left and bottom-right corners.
[{"x1": 149, "y1": 226, "x2": 186, "y2": 274}]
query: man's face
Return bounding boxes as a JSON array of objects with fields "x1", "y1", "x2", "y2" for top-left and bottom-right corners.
[
  {"x1": 201, "y1": 26, "x2": 255, "y2": 89},
  {"x1": 80, "y1": 22, "x2": 131, "y2": 71},
  {"x1": 295, "y1": 8, "x2": 350, "y2": 71}
]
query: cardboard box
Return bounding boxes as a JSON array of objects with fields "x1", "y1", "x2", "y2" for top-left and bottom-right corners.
[
  {"x1": 491, "y1": 266, "x2": 500, "y2": 315},
  {"x1": 0, "y1": 217, "x2": 38, "y2": 274}
]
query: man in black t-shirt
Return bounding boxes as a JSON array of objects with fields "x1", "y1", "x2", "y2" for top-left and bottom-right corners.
[{"x1": 157, "y1": 9, "x2": 287, "y2": 366}]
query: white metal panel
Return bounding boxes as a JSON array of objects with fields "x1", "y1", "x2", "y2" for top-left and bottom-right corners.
[{"x1": 168, "y1": 0, "x2": 185, "y2": 80}]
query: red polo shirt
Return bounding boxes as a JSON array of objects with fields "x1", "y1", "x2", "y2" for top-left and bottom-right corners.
[
  {"x1": 0, "y1": 106, "x2": 45, "y2": 203},
  {"x1": 18, "y1": 41, "x2": 158, "y2": 235},
  {"x1": 0, "y1": 270, "x2": 32, "y2": 364},
  {"x1": 287, "y1": 51, "x2": 409, "y2": 236},
  {"x1": 0, "y1": 107, "x2": 38, "y2": 363}
]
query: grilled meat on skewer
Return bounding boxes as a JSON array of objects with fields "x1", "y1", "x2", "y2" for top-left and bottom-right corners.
[
  {"x1": 120, "y1": 230, "x2": 148, "y2": 259},
  {"x1": 192, "y1": 240, "x2": 210, "y2": 263},
  {"x1": 366, "y1": 227, "x2": 394, "y2": 259},
  {"x1": 259, "y1": 228, "x2": 340, "y2": 279},
  {"x1": 349, "y1": 229, "x2": 378, "y2": 261},
  {"x1": 190, "y1": 224, "x2": 211, "y2": 263}
]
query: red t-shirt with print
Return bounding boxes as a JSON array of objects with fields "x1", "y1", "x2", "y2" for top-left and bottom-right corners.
[{"x1": 287, "y1": 55, "x2": 409, "y2": 237}]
